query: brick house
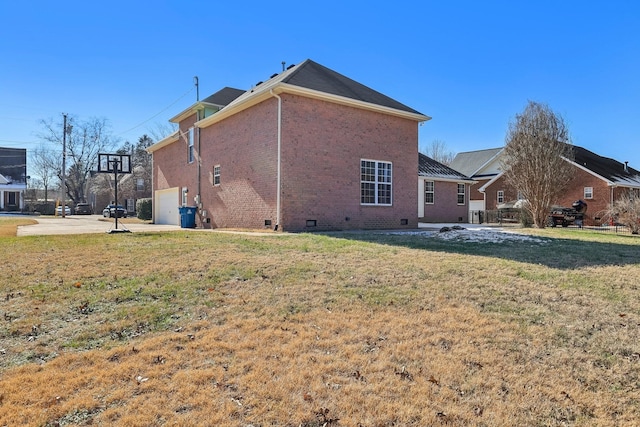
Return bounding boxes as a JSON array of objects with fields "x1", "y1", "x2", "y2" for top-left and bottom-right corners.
[
  {"x1": 418, "y1": 153, "x2": 475, "y2": 223},
  {"x1": 147, "y1": 59, "x2": 431, "y2": 231},
  {"x1": 450, "y1": 145, "x2": 640, "y2": 225},
  {"x1": 0, "y1": 147, "x2": 27, "y2": 211}
]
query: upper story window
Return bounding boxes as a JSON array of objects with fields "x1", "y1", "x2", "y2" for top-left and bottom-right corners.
[
  {"x1": 361, "y1": 159, "x2": 392, "y2": 205},
  {"x1": 136, "y1": 178, "x2": 144, "y2": 191},
  {"x1": 188, "y1": 128, "x2": 195, "y2": 163},
  {"x1": 497, "y1": 190, "x2": 504, "y2": 204},
  {"x1": 584, "y1": 187, "x2": 593, "y2": 199},
  {"x1": 425, "y1": 181, "x2": 434, "y2": 204},
  {"x1": 213, "y1": 165, "x2": 221, "y2": 186},
  {"x1": 457, "y1": 183, "x2": 465, "y2": 205}
]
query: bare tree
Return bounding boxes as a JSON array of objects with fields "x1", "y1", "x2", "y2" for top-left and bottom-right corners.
[
  {"x1": 38, "y1": 116, "x2": 117, "y2": 204},
  {"x1": 421, "y1": 139, "x2": 455, "y2": 165},
  {"x1": 500, "y1": 101, "x2": 574, "y2": 228},
  {"x1": 603, "y1": 191, "x2": 640, "y2": 234},
  {"x1": 147, "y1": 121, "x2": 177, "y2": 142},
  {"x1": 112, "y1": 135, "x2": 154, "y2": 203},
  {"x1": 29, "y1": 145, "x2": 58, "y2": 204}
]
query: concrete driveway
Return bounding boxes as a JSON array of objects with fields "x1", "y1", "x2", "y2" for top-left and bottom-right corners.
[{"x1": 16, "y1": 215, "x2": 182, "y2": 236}]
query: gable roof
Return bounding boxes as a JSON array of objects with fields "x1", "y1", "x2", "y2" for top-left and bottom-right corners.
[
  {"x1": 169, "y1": 87, "x2": 245, "y2": 123},
  {"x1": 457, "y1": 143, "x2": 640, "y2": 191},
  {"x1": 200, "y1": 87, "x2": 245, "y2": 108},
  {"x1": 281, "y1": 60, "x2": 423, "y2": 115},
  {"x1": 196, "y1": 59, "x2": 431, "y2": 129},
  {"x1": 570, "y1": 145, "x2": 640, "y2": 188},
  {"x1": 418, "y1": 153, "x2": 475, "y2": 182},
  {"x1": 449, "y1": 147, "x2": 503, "y2": 177}
]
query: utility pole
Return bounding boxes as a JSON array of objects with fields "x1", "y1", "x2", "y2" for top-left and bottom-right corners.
[{"x1": 62, "y1": 113, "x2": 67, "y2": 218}]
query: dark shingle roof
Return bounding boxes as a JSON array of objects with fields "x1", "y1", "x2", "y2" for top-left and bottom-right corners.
[
  {"x1": 572, "y1": 145, "x2": 640, "y2": 186},
  {"x1": 419, "y1": 153, "x2": 473, "y2": 181},
  {"x1": 280, "y1": 60, "x2": 424, "y2": 115},
  {"x1": 201, "y1": 87, "x2": 245, "y2": 107}
]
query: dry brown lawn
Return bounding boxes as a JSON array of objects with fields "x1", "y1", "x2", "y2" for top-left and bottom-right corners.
[
  {"x1": 0, "y1": 217, "x2": 37, "y2": 237},
  {"x1": 1, "y1": 224, "x2": 639, "y2": 426}
]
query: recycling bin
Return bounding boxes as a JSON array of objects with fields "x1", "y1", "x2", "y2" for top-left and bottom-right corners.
[{"x1": 179, "y1": 206, "x2": 197, "y2": 228}]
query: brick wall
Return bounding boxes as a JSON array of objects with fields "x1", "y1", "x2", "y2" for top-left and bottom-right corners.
[
  {"x1": 278, "y1": 94, "x2": 418, "y2": 231},
  {"x1": 555, "y1": 167, "x2": 611, "y2": 225},
  {"x1": 483, "y1": 167, "x2": 613, "y2": 225},
  {"x1": 153, "y1": 94, "x2": 420, "y2": 231},
  {"x1": 420, "y1": 180, "x2": 469, "y2": 222},
  {"x1": 484, "y1": 176, "x2": 519, "y2": 209},
  {"x1": 198, "y1": 101, "x2": 278, "y2": 229}
]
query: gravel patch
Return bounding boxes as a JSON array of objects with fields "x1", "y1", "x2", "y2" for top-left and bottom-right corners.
[{"x1": 388, "y1": 226, "x2": 549, "y2": 244}]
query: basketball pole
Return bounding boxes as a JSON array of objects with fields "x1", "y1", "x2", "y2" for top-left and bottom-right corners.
[{"x1": 113, "y1": 158, "x2": 119, "y2": 230}]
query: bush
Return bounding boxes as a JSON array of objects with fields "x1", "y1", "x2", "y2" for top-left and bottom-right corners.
[
  {"x1": 136, "y1": 198, "x2": 152, "y2": 220},
  {"x1": 519, "y1": 208, "x2": 533, "y2": 227}
]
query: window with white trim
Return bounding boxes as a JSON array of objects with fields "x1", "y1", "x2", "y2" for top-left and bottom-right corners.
[
  {"x1": 213, "y1": 165, "x2": 221, "y2": 186},
  {"x1": 360, "y1": 159, "x2": 392, "y2": 205},
  {"x1": 187, "y1": 128, "x2": 195, "y2": 163},
  {"x1": 136, "y1": 178, "x2": 144, "y2": 191},
  {"x1": 584, "y1": 187, "x2": 593, "y2": 199},
  {"x1": 457, "y1": 183, "x2": 465, "y2": 205},
  {"x1": 425, "y1": 181, "x2": 434, "y2": 204},
  {"x1": 497, "y1": 190, "x2": 504, "y2": 204}
]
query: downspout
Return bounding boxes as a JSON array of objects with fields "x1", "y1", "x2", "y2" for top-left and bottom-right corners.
[
  {"x1": 150, "y1": 153, "x2": 155, "y2": 223},
  {"x1": 196, "y1": 110, "x2": 202, "y2": 213},
  {"x1": 270, "y1": 89, "x2": 282, "y2": 231}
]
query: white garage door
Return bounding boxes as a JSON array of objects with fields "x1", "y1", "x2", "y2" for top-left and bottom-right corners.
[
  {"x1": 469, "y1": 200, "x2": 485, "y2": 211},
  {"x1": 154, "y1": 188, "x2": 180, "y2": 225}
]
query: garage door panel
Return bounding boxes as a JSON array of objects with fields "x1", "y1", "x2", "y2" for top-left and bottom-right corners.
[{"x1": 155, "y1": 188, "x2": 179, "y2": 225}]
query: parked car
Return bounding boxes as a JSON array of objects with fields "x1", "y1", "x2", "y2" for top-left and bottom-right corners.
[
  {"x1": 102, "y1": 204, "x2": 127, "y2": 218},
  {"x1": 56, "y1": 205, "x2": 71, "y2": 216},
  {"x1": 74, "y1": 203, "x2": 93, "y2": 215}
]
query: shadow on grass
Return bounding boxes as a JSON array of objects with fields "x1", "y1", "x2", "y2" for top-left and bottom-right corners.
[{"x1": 320, "y1": 229, "x2": 640, "y2": 270}]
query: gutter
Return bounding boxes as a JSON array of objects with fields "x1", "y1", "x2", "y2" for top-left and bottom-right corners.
[{"x1": 270, "y1": 89, "x2": 282, "y2": 231}]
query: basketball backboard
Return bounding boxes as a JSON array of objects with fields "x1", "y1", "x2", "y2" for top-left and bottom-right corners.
[{"x1": 98, "y1": 153, "x2": 132, "y2": 174}]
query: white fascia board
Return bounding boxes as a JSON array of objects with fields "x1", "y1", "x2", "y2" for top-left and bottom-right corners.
[
  {"x1": 561, "y1": 156, "x2": 640, "y2": 188},
  {"x1": 472, "y1": 149, "x2": 504, "y2": 177},
  {"x1": 562, "y1": 157, "x2": 614, "y2": 186},
  {"x1": 419, "y1": 175, "x2": 476, "y2": 184},
  {"x1": 146, "y1": 130, "x2": 180, "y2": 153},
  {"x1": 196, "y1": 82, "x2": 432, "y2": 129},
  {"x1": 169, "y1": 101, "x2": 220, "y2": 124},
  {"x1": 478, "y1": 171, "x2": 504, "y2": 193},
  {"x1": 279, "y1": 84, "x2": 432, "y2": 123}
]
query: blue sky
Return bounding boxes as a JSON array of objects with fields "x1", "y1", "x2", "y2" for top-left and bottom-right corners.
[{"x1": 1, "y1": 1, "x2": 639, "y2": 173}]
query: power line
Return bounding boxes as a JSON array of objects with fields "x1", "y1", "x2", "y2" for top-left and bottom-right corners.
[{"x1": 115, "y1": 86, "x2": 195, "y2": 137}]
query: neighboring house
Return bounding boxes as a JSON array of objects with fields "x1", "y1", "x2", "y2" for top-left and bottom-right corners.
[
  {"x1": 148, "y1": 59, "x2": 431, "y2": 231},
  {"x1": 0, "y1": 147, "x2": 27, "y2": 212},
  {"x1": 418, "y1": 153, "x2": 475, "y2": 223},
  {"x1": 450, "y1": 145, "x2": 640, "y2": 225},
  {"x1": 449, "y1": 147, "x2": 506, "y2": 214}
]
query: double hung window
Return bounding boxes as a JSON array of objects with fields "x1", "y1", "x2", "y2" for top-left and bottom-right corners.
[
  {"x1": 457, "y1": 184, "x2": 465, "y2": 205},
  {"x1": 361, "y1": 159, "x2": 392, "y2": 205},
  {"x1": 425, "y1": 181, "x2": 434, "y2": 204},
  {"x1": 187, "y1": 128, "x2": 194, "y2": 163}
]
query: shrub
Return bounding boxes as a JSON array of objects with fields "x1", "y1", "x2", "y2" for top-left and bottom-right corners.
[{"x1": 136, "y1": 198, "x2": 152, "y2": 220}]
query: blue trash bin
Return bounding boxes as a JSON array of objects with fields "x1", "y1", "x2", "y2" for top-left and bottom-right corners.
[{"x1": 179, "y1": 206, "x2": 197, "y2": 228}]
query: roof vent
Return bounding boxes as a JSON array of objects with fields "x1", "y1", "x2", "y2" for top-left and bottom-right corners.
[
  {"x1": 287, "y1": 63, "x2": 295, "y2": 70},
  {"x1": 625, "y1": 161, "x2": 629, "y2": 173},
  {"x1": 270, "y1": 73, "x2": 278, "y2": 79},
  {"x1": 255, "y1": 81, "x2": 263, "y2": 86}
]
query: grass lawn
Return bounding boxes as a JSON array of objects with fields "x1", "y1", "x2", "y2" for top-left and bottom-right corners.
[{"x1": 1, "y1": 222, "x2": 639, "y2": 426}]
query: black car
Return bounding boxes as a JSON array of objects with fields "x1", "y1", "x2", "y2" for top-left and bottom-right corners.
[
  {"x1": 74, "y1": 203, "x2": 93, "y2": 215},
  {"x1": 102, "y1": 204, "x2": 127, "y2": 218}
]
